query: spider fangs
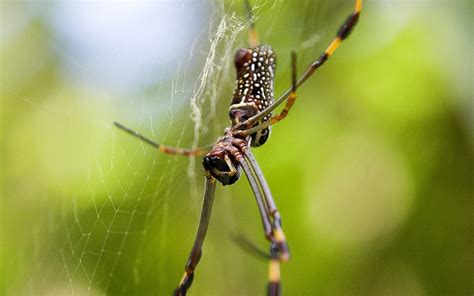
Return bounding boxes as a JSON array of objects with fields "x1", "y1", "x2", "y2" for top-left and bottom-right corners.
[{"x1": 202, "y1": 128, "x2": 247, "y2": 186}]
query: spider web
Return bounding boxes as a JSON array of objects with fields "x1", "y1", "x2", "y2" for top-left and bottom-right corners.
[
  {"x1": 1, "y1": 1, "x2": 425, "y2": 295},
  {"x1": 54, "y1": 2, "x2": 247, "y2": 295},
  {"x1": 1, "y1": 1, "x2": 249, "y2": 294}
]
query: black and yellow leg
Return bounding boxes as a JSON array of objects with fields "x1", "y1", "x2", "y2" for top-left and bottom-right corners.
[
  {"x1": 271, "y1": 215, "x2": 290, "y2": 262},
  {"x1": 174, "y1": 175, "x2": 216, "y2": 296},
  {"x1": 114, "y1": 122, "x2": 212, "y2": 156},
  {"x1": 305, "y1": 0, "x2": 362, "y2": 77},
  {"x1": 267, "y1": 242, "x2": 282, "y2": 296},
  {"x1": 233, "y1": 0, "x2": 362, "y2": 133}
]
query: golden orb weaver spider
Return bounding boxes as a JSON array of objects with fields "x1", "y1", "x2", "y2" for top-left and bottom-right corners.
[{"x1": 114, "y1": 0, "x2": 362, "y2": 295}]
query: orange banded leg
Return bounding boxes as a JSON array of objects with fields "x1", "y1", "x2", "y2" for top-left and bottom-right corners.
[
  {"x1": 266, "y1": 50, "x2": 298, "y2": 128},
  {"x1": 114, "y1": 122, "x2": 212, "y2": 156},
  {"x1": 234, "y1": 0, "x2": 362, "y2": 131},
  {"x1": 174, "y1": 175, "x2": 216, "y2": 296}
]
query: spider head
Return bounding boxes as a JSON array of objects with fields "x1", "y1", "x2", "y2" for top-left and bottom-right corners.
[{"x1": 203, "y1": 150, "x2": 241, "y2": 185}]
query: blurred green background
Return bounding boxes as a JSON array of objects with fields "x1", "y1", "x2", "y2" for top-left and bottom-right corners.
[{"x1": 1, "y1": 0, "x2": 472, "y2": 295}]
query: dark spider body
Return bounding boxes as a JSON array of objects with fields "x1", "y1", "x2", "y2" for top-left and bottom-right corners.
[
  {"x1": 230, "y1": 45, "x2": 276, "y2": 147},
  {"x1": 205, "y1": 45, "x2": 276, "y2": 185}
]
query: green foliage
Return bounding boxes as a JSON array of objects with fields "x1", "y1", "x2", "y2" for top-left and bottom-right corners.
[{"x1": 1, "y1": 1, "x2": 471, "y2": 295}]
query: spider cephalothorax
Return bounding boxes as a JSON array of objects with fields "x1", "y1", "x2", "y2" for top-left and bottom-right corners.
[{"x1": 202, "y1": 129, "x2": 248, "y2": 185}]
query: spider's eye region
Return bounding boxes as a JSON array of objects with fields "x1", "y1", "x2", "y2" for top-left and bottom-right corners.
[
  {"x1": 205, "y1": 156, "x2": 230, "y2": 172},
  {"x1": 202, "y1": 155, "x2": 241, "y2": 185},
  {"x1": 234, "y1": 48, "x2": 252, "y2": 71}
]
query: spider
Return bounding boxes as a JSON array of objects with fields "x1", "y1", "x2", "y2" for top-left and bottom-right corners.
[{"x1": 114, "y1": 0, "x2": 362, "y2": 295}]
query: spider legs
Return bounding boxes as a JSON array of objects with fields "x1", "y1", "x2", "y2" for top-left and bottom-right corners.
[
  {"x1": 235, "y1": 0, "x2": 362, "y2": 133},
  {"x1": 114, "y1": 122, "x2": 213, "y2": 156},
  {"x1": 266, "y1": 51, "x2": 298, "y2": 129},
  {"x1": 240, "y1": 149, "x2": 289, "y2": 296},
  {"x1": 245, "y1": 150, "x2": 290, "y2": 261},
  {"x1": 239, "y1": 158, "x2": 273, "y2": 239},
  {"x1": 268, "y1": 242, "x2": 282, "y2": 296},
  {"x1": 174, "y1": 174, "x2": 217, "y2": 296}
]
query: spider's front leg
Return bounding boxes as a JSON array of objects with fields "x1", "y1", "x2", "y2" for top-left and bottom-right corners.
[
  {"x1": 174, "y1": 173, "x2": 216, "y2": 296},
  {"x1": 175, "y1": 133, "x2": 249, "y2": 295}
]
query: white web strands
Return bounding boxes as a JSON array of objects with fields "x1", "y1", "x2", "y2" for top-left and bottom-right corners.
[
  {"x1": 2, "y1": 0, "x2": 440, "y2": 295},
  {"x1": 56, "y1": 2, "x2": 248, "y2": 295},
  {"x1": 3, "y1": 1, "x2": 335, "y2": 293},
  {"x1": 187, "y1": 4, "x2": 247, "y2": 201}
]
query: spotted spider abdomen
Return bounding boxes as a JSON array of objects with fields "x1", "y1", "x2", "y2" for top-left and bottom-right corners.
[{"x1": 229, "y1": 45, "x2": 276, "y2": 147}]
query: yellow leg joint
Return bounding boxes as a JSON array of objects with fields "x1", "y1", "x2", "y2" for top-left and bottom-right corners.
[
  {"x1": 268, "y1": 259, "x2": 280, "y2": 283},
  {"x1": 274, "y1": 228, "x2": 286, "y2": 243}
]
